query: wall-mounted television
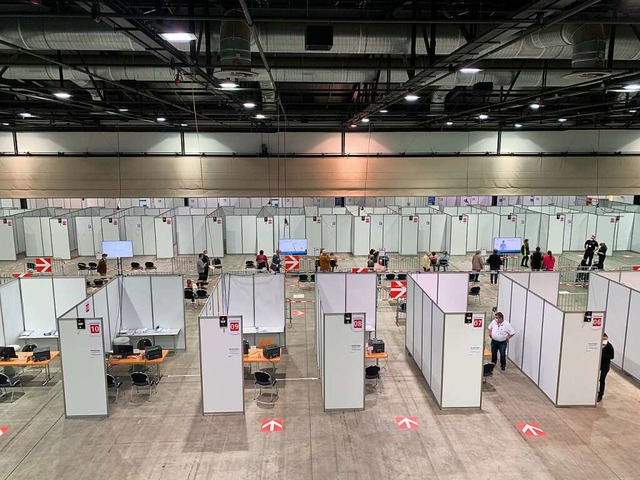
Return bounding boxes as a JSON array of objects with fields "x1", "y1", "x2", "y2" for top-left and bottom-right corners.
[
  {"x1": 278, "y1": 239, "x2": 308, "y2": 255},
  {"x1": 101, "y1": 240, "x2": 134, "y2": 258},
  {"x1": 493, "y1": 237, "x2": 522, "y2": 254}
]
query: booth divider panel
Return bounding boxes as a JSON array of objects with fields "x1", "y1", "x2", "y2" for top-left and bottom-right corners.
[
  {"x1": 441, "y1": 313, "x2": 483, "y2": 408},
  {"x1": 615, "y1": 214, "x2": 633, "y2": 251},
  {"x1": 414, "y1": 273, "x2": 438, "y2": 302},
  {"x1": 336, "y1": 215, "x2": 352, "y2": 253},
  {"x1": 508, "y1": 282, "x2": 529, "y2": 368},
  {"x1": 49, "y1": 219, "x2": 70, "y2": 259},
  {"x1": 569, "y1": 214, "x2": 588, "y2": 250},
  {"x1": 192, "y1": 216, "x2": 207, "y2": 254},
  {"x1": 321, "y1": 215, "x2": 337, "y2": 252},
  {"x1": 623, "y1": 291, "x2": 640, "y2": 380},
  {"x1": 316, "y1": 274, "x2": 346, "y2": 313},
  {"x1": 92, "y1": 287, "x2": 111, "y2": 351},
  {"x1": 322, "y1": 313, "x2": 365, "y2": 411},
  {"x1": 436, "y1": 273, "x2": 468, "y2": 312},
  {"x1": 0, "y1": 281, "x2": 23, "y2": 344},
  {"x1": 520, "y1": 291, "x2": 543, "y2": 379},
  {"x1": 24, "y1": 217, "x2": 44, "y2": 257},
  {"x1": 524, "y1": 214, "x2": 541, "y2": 249},
  {"x1": 176, "y1": 216, "x2": 194, "y2": 255},
  {"x1": 557, "y1": 312, "x2": 602, "y2": 406},
  {"x1": 0, "y1": 291, "x2": 5, "y2": 344},
  {"x1": 539, "y1": 303, "x2": 563, "y2": 402},
  {"x1": 477, "y1": 214, "x2": 494, "y2": 251},
  {"x1": 305, "y1": 218, "x2": 322, "y2": 254},
  {"x1": 370, "y1": 215, "x2": 384, "y2": 250},
  {"x1": 140, "y1": 216, "x2": 156, "y2": 255},
  {"x1": 418, "y1": 216, "x2": 431, "y2": 252},
  {"x1": 290, "y1": 215, "x2": 306, "y2": 240},
  {"x1": 0, "y1": 222, "x2": 17, "y2": 260},
  {"x1": 254, "y1": 275, "x2": 285, "y2": 330},
  {"x1": 125, "y1": 216, "x2": 144, "y2": 255},
  {"x1": 151, "y1": 276, "x2": 186, "y2": 349},
  {"x1": 345, "y1": 274, "x2": 376, "y2": 332},
  {"x1": 352, "y1": 217, "x2": 370, "y2": 256},
  {"x1": 466, "y1": 214, "x2": 479, "y2": 251},
  {"x1": 429, "y1": 215, "x2": 447, "y2": 252},
  {"x1": 562, "y1": 214, "x2": 572, "y2": 251},
  {"x1": 400, "y1": 216, "x2": 418, "y2": 255},
  {"x1": 14, "y1": 217, "x2": 25, "y2": 254},
  {"x1": 587, "y1": 274, "x2": 609, "y2": 311},
  {"x1": 587, "y1": 214, "x2": 598, "y2": 242},
  {"x1": 412, "y1": 291, "x2": 423, "y2": 369},
  {"x1": 101, "y1": 218, "x2": 120, "y2": 242},
  {"x1": 420, "y1": 294, "x2": 433, "y2": 385},
  {"x1": 529, "y1": 272, "x2": 560, "y2": 303},
  {"x1": 383, "y1": 214, "x2": 400, "y2": 252},
  {"x1": 121, "y1": 276, "x2": 153, "y2": 330},
  {"x1": 538, "y1": 216, "x2": 549, "y2": 252},
  {"x1": 200, "y1": 316, "x2": 244, "y2": 414},
  {"x1": 53, "y1": 278, "x2": 86, "y2": 318},
  {"x1": 225, "y1": 216, "x2": 242, "y2": 254},
  {"x1": 620, "y1": 271, "x2": 640, "y2": 290},
  {"x1": 256, "y1": 218, "x2": 274, "y2": 256},
  {"x1": 499, "y1": 216, "x2": 516, "y2": 237},
  {"x1": 41, "y1": 218, "x2": 53, "y2": 256},
  {"x1": 605, "y1": 282, "x2": 630, "y2": 368},
  {"x1": 227, "y1": 275, "x2": 255, "y2": 329},
  {"x1": 21, "y1": 278, "x2": 56, "y2": 332},
  {"x1": 405, "y1": 278, "x2": 415, "y2": 355},
  {"x1": 449, "y1": 218, "x2": 467, "y2": 255},
  {"x1": 547, "y1": 216, "x2": 565, "y2": 254},
  {"x1": 496, "y1": 276, "x2": 512, "y2": 322},
  {"x1": 206, "y1": 219, "x2": 224, "y2": 258},
  {"x1": 430, "y1": 307, "x2": 445, "y2": 406},
  {"x1": 75, "y1": 217, "x2": 94, "y2": 256},
  {"x1": 58, "y1": 317, "x2": 108, "y2": 417},
  {"x1": 632, "y1": 213, "x2": 640, "y2": 252},
  {"x1": 154, "y1": 218, "x2": 174, "y2": 258},
  {"x1": 241, "y1": 216, "x2": 257, "y2": 254},
  {"x1": 106, "y1": 279, "x2": 121, "y2": 340},
  {"x1": 595, "y1": 216, "x2": 615, "y2": 252}
]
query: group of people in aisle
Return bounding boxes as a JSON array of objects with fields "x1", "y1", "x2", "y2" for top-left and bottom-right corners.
[
  {"x1": 420, "y1": 251, "x2": 450, "y2": 272},
  {"x1": 255, "y1": 249, "x2": 282, "y2": 272},
  {"x1": 519, "y1": 239, "x2": 556, "y2": 271},
  {"x1": 583, "y1": 235, "x2": 608, "y2": 270}
]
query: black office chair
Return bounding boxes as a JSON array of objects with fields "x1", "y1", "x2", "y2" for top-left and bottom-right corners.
[
  {"x1": 396, "y1": 273, "x2": 407, "y2": 281},
  {"x1": 106, "y1": 374, "x2": 123, "y2": 403},
  {"x1": 144, "y1": 261, "x2": 157, "y2": 270},
  {"x1": 26, "y1": 262, "x2": 36, "y2": 270},
  {"x1": 88, "y1": 262, "x2": 98, "y2": 272},
  {"x1": 86, "y1": 279, "x2": 94, "y2": 289},
  {"x1": 136, "y1": 338, "x2": 153, "y2": 350},
  {"x1": 365, "y1": 365, "x2": 381, "y2": 389},
  {"x1": 196, "y1": 289, "x2": 209, "y2": 302},
  {"x1": 385, "y1": 273, "x2": 396, "y2": 281},
  {"x1": 245, "y1": 260, "x2": 255, "y2": 269},
  {"x1": 130, "y1": 372, "x2": 156, "y2": 402},
  {"x1": 254, "y1": 371, "x2": 278, "y2": 402},
  {"x1": 212, "y1": 258, "x2": 222, "y2": 270},
  {"x1": 130, "y1": 262, "x2": 143, "y2": 271},
  {"x1": 469, "y1": 286, "x2": 481, "y2": 304},
  {"x1": 93, "y1": 278, "x2": 104, "y2": 288},
  {"x1": 309, "y1": 274, "x2": 315, "y2": 282},
  {"x1": 256, "y1": 260, "x2": 267, "y2": 270},
  {"x1": 184, "y1": 289, "x2": 197, "y2": 306},
  {"x1": 22, "y1": 343, "x2": 38, "y2": 352},
  {"x1": 483, "y1": 363, "x2": 495, "y2": 383},
  {"x1": 78, "y1": 262, "x2": 88, "y2": 275},
  {"x1": 0, "y1": 373, "x2": 24, "y2": 403}
]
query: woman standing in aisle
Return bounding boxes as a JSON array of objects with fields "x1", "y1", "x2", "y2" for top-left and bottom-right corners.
[{"x1": 542, "y1": 250, "x2": 556, "y2": 271}]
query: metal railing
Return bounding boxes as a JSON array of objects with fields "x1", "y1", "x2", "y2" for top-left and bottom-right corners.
[
  {"x1": 172, "y1": 255, "x2": 195, "y2": 274},
  {"x1": 557, "y1": 291, "x2": 588, "y2": 311}
]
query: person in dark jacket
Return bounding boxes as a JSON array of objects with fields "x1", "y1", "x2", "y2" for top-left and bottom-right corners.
[
  {"x1": 487, "y1": 249, "x2": 503, "y2": 284},
  {"x1": 584, "y1": 235, "x2": 598, "y2": 266},
  {"x1": 520, "y1": 239, "x2": 530, "y2": 267},
  {"x1": 530, "y1": 247, "x2": 543, "y2": 270},
  {"x1": 597, "y1": 242, "x2": 608, "y2": 270},
  {"x1": 598, "y1": 333, "x2": 614, "y2": 402}
]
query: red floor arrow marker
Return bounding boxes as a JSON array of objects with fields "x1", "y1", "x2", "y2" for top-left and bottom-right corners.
[
  {"x1": 260, "y1": 418, "x2": 284, "y2": 433},
  {"x1": 395, "y1": 416, "x2": 419, "y2": 430},
  {"x1": 292, "y1": 310, "x2": 306, "y2": 316},
  {"x1": 0, "y1": 426, "x2": 10, "y2": 437},
  {"x1": 517, "y1": 423, "x2": 546, "y2": 438}
]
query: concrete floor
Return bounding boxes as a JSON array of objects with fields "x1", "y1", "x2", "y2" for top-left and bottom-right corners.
[{"x1": 0, "y1": 252, "x2": 639, "y2": 479}]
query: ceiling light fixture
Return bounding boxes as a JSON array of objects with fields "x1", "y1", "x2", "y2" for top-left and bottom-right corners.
[
  {"x1": 156, "y1": 117, "x2": 166, "y2": 122},
  {"x1": 361, "y1": 118, "x2": 370, "y2": 123},
  {"x1": 629, "y1": 109, "x2": 637, "y2": 114},
  {"x1": 220, "y1": 81, "x2": 239, "y2": 89},
  {"x1": 379, "y1": 109, "x2": 388, "y2": 113},
  {"x1": 514, "y1": 123, "x2": 523, "y2": 128},
  {"x1": 159, "y1": 32, "x2": 197, "y2": 42},
  {"x1": 350, "y1": 124, "x2": 357, "y2": 128},
  {"x1": 255, "y1": 114, "x2": 266, "y2": 119},
  {"x1": 558, "y1": 118, "x2": 568, "y2": 123},
  {"x1": 478, "y1": 114, "x2": 489, "y2": 120},
  {"x1": 118, "y1": 108, "x2": 129, "y2": 112},
  {"x1": 19, "y1": 112, "x2": 33, "y2": 118},
  {"x1": 243, "y1": 102, "x2": 256, "y2": 109},
  {"x1": 445, "y1": 121, "x2": 453, "y2": 126},
  {"x1": 180, "y1": 123, "x2": 188, "y2": 127},
  {"x1": 53, "y1": 92, "x2": 72, "y2": 99},
  {"x1": 459, "y1": 67, "x2": 482, "y2": 74},
  {"x1": 529, "y1": 102, "x2": 541, "y2": 110},
  {"x1": 1, "y1": 123, "x2": 8, "y2": 126},
  {"x1": 623, "y1": 84, "x2": 640, "y2": 91},
  {"x1": 405, "y1": 94, "x2": 419, "y2": 101}
]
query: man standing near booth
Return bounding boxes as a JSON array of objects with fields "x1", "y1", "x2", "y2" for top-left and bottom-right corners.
[
  {"x1": 97, "y1": 253, "x2": 108, "y2": 277},
  {"x1": 488, "y1": 312, "x2": 515, "y2": 371},
  {"x1": 583, "y1": 235, "x2": 598, "y2": 266}
]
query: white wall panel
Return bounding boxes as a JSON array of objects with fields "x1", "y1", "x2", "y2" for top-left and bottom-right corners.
[
  {"x1": 449, "y1": 216, "x2": 467, "y2": 255},
  {"x1": 40, "y1": 217, "x2": 53, "y2": 256},
  {"x1": 206, "y1": 217, "x2": 224, "y2": 258},
  {"x1": 141, "y1": 216, "x2": 156, "y2": 255},
  {"x1": 151, "y1": 275, "x2": 186, "y2": 349},
  {"x1": 0, "y1": 281, "x2": 24, "y2": 344},
  {"x1": 587, "y1": 273, "x2": 610, "y2": 311},
  {"x1": 351, "y1": 217, "x2": 370, "y2": 256},
  {"x1": 412, "y1": 291, "x2": 423, "y2": 367},
  {"x1": 430, "y1": 307, "x2": 444, "y2": 405},
  {"x1": 125, "y1": 216, "x2": 144, "y2": 255},
  {"x1": 521, "y1": 292, "x2": 543, "y2": 380},
  {"x1": 154, "y1": 218, "x2": 174, "y2": 258},
  {"x1": 21, "y1": 278, "x2": 56, "y2": 331},
  {"x1": 546, "y1": 216, "x2": 564, "y2": 254},
  {"x1": 466, "y1": 214, "x2": 479, "y2": 251},
  {"x1": 623, "y1": 291, "x2": 640, "y2": 380},
  {"x1": 370, "y1": 214, "x2": 384, "y2": 250},
  {"x1": 0, "y1": 222, "x2": 17, "y2": 260},
  {"x1": 524, "y1": 213, "x2": 541, "y2": 250},
  {"x1": 429, "y1": 214, "x2": 447, "y2": 252},
  {"x1": 121, "y1": 276, "x2": 153, "y2": 330},
  {"x1": 24, "y1": 217, "x2": 44, "y2": 257},
  {"x1": 253, "y1": 275, "x2": 285, "y2": 330},
  {"x1": 508, "y1": 282, "x2": 528, "y2": 368},
  {"x1": 476, "y1": 214, "x2": 494, "y2": 251},
  {"x1": 528, "y1": 272, "x2": 560, "y2": 303},
  {"x1": 345, "y1": 131, "x2": 498, "y2": 154},
  {"x1": 52, "y1": 277, "x2": 86, "y2": 318},
  {"x1": 321, "y1": 215, "x2": 337, "y2": 252},
  {"x1": 596, "y1": 216, "x2": 616, "y2": 252},
  {"x1": 436, "y1": 273, "x2": 468, "y2": 312},
  {"x1": 405, "y1": 278, "x2": 415, "y2": 355},
  {"x1": 383, "y1": 214, "x2": 399, "y2": 252},
  {"x1": 101, "y1": 218, "x2": 120, "y2": 242},
  {"x1": 336, "y1": 215, "x2": 352, "y2": 253},
  {"x1": 192, "y1": 216, "x2": 207, "y2": 254},
  {"x1": 400, "y1": 216, "x2": 418, "y2": 255},
  {"x1": 241, "y1": 215, "x2": 257, "y2": 254},
  {"x1": 316, "y1": 273, "x2": 346, "y2": 313},
  {"x1": 306, "y1": 217, "x2": 322, "y2": 254},
  {"x1": 117, "y1": 132, "x2": 181, "y2": 153},
  {"x1": 619, "y1": 271, "x2": 640, "y2": 290},
  {"x1": 417, "y1": 214, "x2": 431, "y2": 252},
  {"x1": 539, "y1": 303, "x2": 563, "y2": 402},
  {"x1": 501, "y1": 131, "x2": 600, "y2": 154},
  {"x1": 175, "y1": 216, "x2": 193, "y2": 255},
  {"x1": 615, "y1": 214, "x2": 633, "y2": 251},
  {"x1": 632, "y1": 213, "x2": 640, "y2": 252},
  {"x1": 420, "y1": 294, "x2": 432, "y2": 383},
  {"x1": 604, "y1": 282, "x2": 630, "y2": 368},
  {"x1": 499, "y1": 215, "x2": 516, "y2": 237},
  {"x1": 225, "y1": 216, "x2": 242, "y2": 254},
  {"x1": 256, "y1": 217, "x2": 274, "y2": 256}
]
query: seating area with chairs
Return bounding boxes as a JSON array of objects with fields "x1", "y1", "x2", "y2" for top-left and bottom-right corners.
[
  {"x1": 253, "y1": 371, "x2": 278, "y2": 402},
  {"x1": 130, "y1": 372, "x2": 157, "y2": 402}
]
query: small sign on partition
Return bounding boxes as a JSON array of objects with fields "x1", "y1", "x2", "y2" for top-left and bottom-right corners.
[{"x1": 351, "y1": 314, "x2": 364, "y2": 332}]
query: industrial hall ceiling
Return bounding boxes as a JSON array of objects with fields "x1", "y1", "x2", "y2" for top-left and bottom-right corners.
[{"x1": 1, "y1": 0, "x2": 640, "y2": 132}]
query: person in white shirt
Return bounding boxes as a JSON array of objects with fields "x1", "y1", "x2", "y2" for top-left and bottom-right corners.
[{"x1": 487, "y1": 312, "x2": 516, "y2": 371}]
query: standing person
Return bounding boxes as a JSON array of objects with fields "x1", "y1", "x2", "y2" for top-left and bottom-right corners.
[
  {"x1": 196, "y1": 253, "x2": 206, "y2": 282},
  {"x1": 487, "y1": 312, "x2": 516, "y2": 371},
  {"x1": 329, "y1": 253, "x2": 338, "y2": 272},
  {"x1": 530, "y1": 247, "x2": 543, "y2": 271},
  {"x1": 97, "y1": 253, "x2": 108, "y2": 276},
  {"x1": 319, "y1": 250, "x2": 331, "y2": 272},
  {"x1": 520, "y1": 239, "x2": 530, "y2": 267},
  {"x1": 542, "y1": 250, "x2": 556, "y2": 271},
  {"x1": 584, "y1": 235, "x2": 598, "y2": 266},
  {"x1": 429, "y1": 251, "x2": 439, "y2": 272},
  {"x1": 597, "y1": 242, "x2": 608, "y2": 270},
  {"x1": 271, "y1": 249, "x2": 282, "y2": 273},
  {"x1": 598, "y1": 333, "x2": 614, "y2": 402},
  {"x1": 256, "y1": 250, "x2": 269, "y2": 270},
  {"x1": 421, "y1": 253, "x2": 430, "y2": 272},
  {"x1": 471, "y1": 250, "x2": 484, "y2": 282},
  {"x1": 487, "y1": 249, "x2": 503, "y2": 284},
  {"x1": 202, "y1": 250, "x2": 210, "y2": 282}
]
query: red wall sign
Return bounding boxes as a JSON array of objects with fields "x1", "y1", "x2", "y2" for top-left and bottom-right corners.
[{"x1": 229, "y1": 320, "x2": 240, "y2": 334}]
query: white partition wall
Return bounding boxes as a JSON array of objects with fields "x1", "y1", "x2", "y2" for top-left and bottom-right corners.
[
  {"x1": 199, "y1": 315, "x2": 244, "y2": 415},
  {"x1": 241, "y1": 215, "x2": 257, "y2": 254},
  {"x1": 0, "y1": 219, "x2": 18, "y2": 260},
  {"x1": 498, "y1": 272, "x2": 602, "y2": 406},
  {"x1": 154, "y1": 216, "x2": 174, "y2": 258},
  {"x1": 306, "y1": 216, "x2": 322, "y2": 253},
  {"x1": 225, "y1": 216, "x2": 243, "y2": 254},
  {"x1": 336, "y1": 215, "x2": 352, "y2": 252},
  {"x1": 256, "y1": 216, "x2": 275, "y2": 256},
  {"x1": 205, "y1": 215, "x2": 225, "y2": 257},
  {"x1": 405, "y1": 274, "x2": 484, "y2": 409},
  {"x1": 352, "y1": 216, "x2": 371, "y2": 255},
  {"x1": 322, "y1": 312, "x2": 365, "y2": 411},
  {"x1": 447, "y1": 215, "x2": 468, "y2": 255},
  {"x1": 49, "y1": 217, "x2": 74, "y2": 259},
  {"x1": 58, "y1": 317, "x2": 108, "y2": 418},
  {"x1": 0, "y1": 281, "x2": 24, "y2": 345},
  {"x1": 101, "y1": 217, "x2": 121, "y2": 241},
  {"x1": 400, "y1": 215, "x2": 418, "y2": 254},
  {"x1": 316, "y1": 273, "x2": 377, "y2": 331}
]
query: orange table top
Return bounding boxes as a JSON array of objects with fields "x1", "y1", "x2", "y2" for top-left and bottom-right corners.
[
  {"x1": 365, "y1": 351, "x2": 388, "y2": 360},
  {"x1": 0, "y1": 351, "x2": 60, "y2": 367},
  {"x1": 107, "y1": 349, "x2": 169, "y2": 366},
  {"x1": 484, "y1": 347, "x2": 491, "y2": 357},
  {"x1": 244, "y1": 348, "x2": 281, "y2": 364}
]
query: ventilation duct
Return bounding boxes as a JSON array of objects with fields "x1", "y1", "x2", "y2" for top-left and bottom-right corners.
[{"x1": 215, "y1": 18, "x2": 255, "y2": 80}]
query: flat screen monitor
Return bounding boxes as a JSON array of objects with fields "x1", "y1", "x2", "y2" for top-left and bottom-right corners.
[
  {"x1": 0, "y1": 346, "x2": 17, "y2": 360},
  {"x1": 493, "y1": 237, "x2": 522, "y2": 254},
  {"x1": 101, "y1": 240, "x2": 134, "y2": 258},
  {"x1": 278, "y1": 238, "x2": 308, "y2": 255},
  {"x1": 113, "y1": 344, "x2": 134, "y2": 358}
]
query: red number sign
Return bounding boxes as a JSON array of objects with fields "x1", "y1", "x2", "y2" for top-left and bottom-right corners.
[
  {"x1": 592, "y1": 315, "x2": 603, "y2": 328},
  {"x1": 473, "y1": 318, "x2": 483, "y2": 328},
  {"x1": 229, "y1": 320, "x2": 240, "y2": 334},
  {"x1": 353, "y1": 318, "x2": 363, "y2": 330},
  {"x1": 89, "y1": 324, "x2": 100, "y2": 335}
]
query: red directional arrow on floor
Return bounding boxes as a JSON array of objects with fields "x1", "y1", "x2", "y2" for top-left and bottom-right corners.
[
  {"x1": 35, "y1": 257, "x2": 52, "y2": 273},
  {"x1": 0, "y1": 426, "x2": 10, "y2": 437},
  {"x1": 260, "y1": 418, "x2": 284, "y2": 433},
  {"x1": 284, "y1": 255, "x2": 299, "y2": 271},
  {"x1": 517, "y1": 423, "x2": 546, "y2": 438},
  {"x1": 395, "y1": 416, "x2": 419, "y2": 430},
  {"x1": 390, "y1": 281, "x2": 407, "y2": 299}
]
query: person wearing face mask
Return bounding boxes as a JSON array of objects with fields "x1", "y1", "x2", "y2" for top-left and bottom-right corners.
[
  {"x1": 598, "y1": 333, "x2": 614, "y2": 402},
  {"x1": 487, "y1": 312, "x2": 516, "y2": 371}
]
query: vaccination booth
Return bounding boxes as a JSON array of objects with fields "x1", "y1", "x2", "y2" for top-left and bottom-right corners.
[
  {"x1": 588, "y1": 271, "x2": 640, "y2": 384},
  {"x1": 0, "y1": 209, "x2": 28, "y2": 260},
  {"x1": 406, "y1": 272, "x2": 484, "y2": 409},
  {"x1": 497, "y1": 271, "x2": 603, "y2": 406},
  {"x1": 73, "y1": 207, "x2": 115, "y2": 256}
]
